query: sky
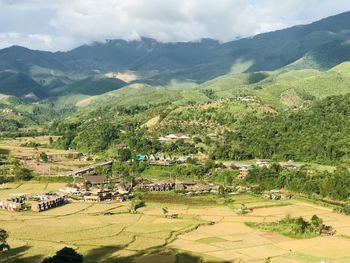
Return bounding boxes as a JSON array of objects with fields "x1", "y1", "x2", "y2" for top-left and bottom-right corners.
[{"x1": 1, "y1": 0, "x2": 350, "y2": 51}]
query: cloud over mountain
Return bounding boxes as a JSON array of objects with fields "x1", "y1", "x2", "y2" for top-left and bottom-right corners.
[{"x1": 1, "y1": 0, "x2": 350, "y2": 50}]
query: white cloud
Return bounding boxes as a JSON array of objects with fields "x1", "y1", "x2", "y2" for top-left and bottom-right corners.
[{"x1": 0, "y1": 0, "x2": 350, "y2": 50}]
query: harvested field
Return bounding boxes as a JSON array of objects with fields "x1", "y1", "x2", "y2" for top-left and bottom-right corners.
[{"x1": 1, "y1": 185, "x2": 350, "y2": 262}]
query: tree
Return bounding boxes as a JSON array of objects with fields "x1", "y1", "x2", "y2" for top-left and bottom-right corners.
[
  {"x1": 0, "y1": 228, "x2": 9, "y2": 252},
  {"x1": 118, "y1": 148, "x2": 132, "y2": 161},
  {"x1": 41, "y1": 247, "x2": 83, "y2": 263},
  {"x1": 130, "y1": 197, "x2": 145, "y2": 213},
  {"x1": 218, "y1": 185, "x2": 225, "y2": 196},
  {"x1": 39, "y1": 152, "x2": 49, "y2": 163},
  {"x1": 311, "y1": 214, "x2": 323, "y2": 228},
  {"x1": 14, "y1": 167, "x2": 33, "y2": 181}
]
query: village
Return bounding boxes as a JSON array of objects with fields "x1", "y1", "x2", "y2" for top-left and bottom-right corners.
[
  {"x1": 0, "y1": 192, "x2": 66, "y2": 212},
  {"x1": 0, "y1": 136, "x2": 345, "y2": 263},
  {"x1": 0, "y1": 155, "x2": 298, "y2": 214},
  {"x1": 0, "y1": 134, "x2": 307, "y2": 214}
]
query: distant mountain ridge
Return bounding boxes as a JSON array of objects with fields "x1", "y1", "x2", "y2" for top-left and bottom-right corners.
[{"x1": 1, "y1": 11, "x2": 350, "y2": 98}]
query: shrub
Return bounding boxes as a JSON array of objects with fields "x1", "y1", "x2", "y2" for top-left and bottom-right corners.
[
  {"x1": 41, "y1": 247, "x2": 83, "y2": 263},
  {"x1": 130, "y1": 197, "x2": 145, "y2": 213}
]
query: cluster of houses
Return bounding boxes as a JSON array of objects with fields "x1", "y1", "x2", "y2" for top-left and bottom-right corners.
[
  {"x1": 137, "y1": 180, "x2": 207, "y2": 193},
  {"x1": 0, "y1": 199, "x2": 23, "y2": 212},
  {"x1": 234, "y1": 96, "x2": 256, "y2": 102},
  {"x1": 30, "y1": 193, "x2": 67, "y2": 212},
  {"x1": 63, "y1": 175, "x2": 133, "y2": 202},
  {"x1": 230, "y1": 186, "x2": 252, "y2": 195},
  {"x1": 136, "y1": 180, "x2": 175, "y2": 191},
  {"x1": 135, "y1": 152, "x2": 193, "y2": 165},
  {"x1": 136, "y1": 180, "x2": 253, "y2": 196},
  {"x1": 137, "y1": 180, "x2": 224, "y2": 196},
  {"x1": 262, "y1": 190, "x2": 293, "y2": 200},
  {"x1": 0, "y1": 192, "x2": 67, "y2": 212},
  {"x1": 0, "y1": 108, "x2": 21, "y2": 116},
  {"x1": 237, "y1": 160, "x2": 304, "y2": 179},
  {"x1": 158, "y1": 133, "x2": 190, "y2": 142}
]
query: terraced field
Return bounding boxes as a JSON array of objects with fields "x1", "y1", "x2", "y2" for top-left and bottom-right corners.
[{"x1": 1, "y1": 184, "x2": 350, "y2": 262}]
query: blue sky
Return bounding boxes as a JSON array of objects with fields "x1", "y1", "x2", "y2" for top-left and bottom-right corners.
[{"x1": 1, "y1": 0, "x2": 350, "y2": 51}]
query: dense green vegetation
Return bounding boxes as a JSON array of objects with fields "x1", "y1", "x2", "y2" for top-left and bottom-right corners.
[
  {"x1": 246, "y1": 164, "x2": 350, "y2": 201},
  {"x1": 0, "y1": 118, "x2": 22, "y2": 132},
  {"x1": 224, "y1": 95, "x2": 350, "y2": 164},
  {"x1": 42, "y1": 247, "x2": 83, "y2": 263},
  {"x1": 51, "y1": 76, "x2": 126, "y2": 96},
  {"x1": 246, "y1": 214, "x2": 334, "y2": 239}
]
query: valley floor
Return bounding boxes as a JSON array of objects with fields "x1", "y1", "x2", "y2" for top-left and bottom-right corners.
[{"x1": 0, "y1": 183, "x2": 350, "y2": 262}]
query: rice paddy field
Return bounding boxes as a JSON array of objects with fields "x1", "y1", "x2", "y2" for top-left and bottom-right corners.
[
  {"x1": 0, "y1": 136, "x2": 71, "y2": 158},
  {"x1": 0, "y1": 136, "x2": 95, "y2": 175},
  {"x1": 1, "y1": 183, "x2": 350, "y2": 262}
]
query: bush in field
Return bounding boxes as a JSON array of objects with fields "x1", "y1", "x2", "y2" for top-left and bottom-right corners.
[
  {"x1": 245, "y1": 164, "x2": 350, "y2": 201},
  {"x1": 130, "y1": 197, "x2": 145, "y2": 213},
  {"x1": 0, "y1": 176, "x2": 14, "y2": 184},
  {"x1": 246, "y1": 214, "x2": 334, "y2": 238},
  {"x1": 334, "y1": 205, "x2": 350, "y2": 215},
  {"x1": 41, "y1": 247, "x2": 83, "y2": 263},
  {"x1": 39, "y1": 152, "x2": 48, "y2": 163},
  {"x1": 20, "y1": 141, "x2": 41, "y2": 148},
  {"x1": 0, "y1": 228, "x2": 9, "y2": 252},
  {"x1": 14, "y1": 167, "x2": 33, "y2": 181},
  {"x1": 218, "y1": 185, "x2": 225, "y2": 196}
]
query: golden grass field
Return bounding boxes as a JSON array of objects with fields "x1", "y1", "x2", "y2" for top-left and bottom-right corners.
[
  {"x1": 0, "y1": 136, "x2": 95, "y2": 175},
  {"x1": 1, "y1": 183, "x2": 350, "y2": 262},
  {"x1": 0, "y1": 136, "x2": 71, "y2": 157}
]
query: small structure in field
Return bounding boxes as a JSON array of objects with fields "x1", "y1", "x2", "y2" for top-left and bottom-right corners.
[
  {"x1": 262, "y1": 190, "x2": 292, "y2": 200},
  {"x1": 321, "y1": 229, "x2": 336, "y2": 236},
  {"x1": 164, "y1": 214, "x2": 178, "y2": 219},
  {"x1": 159, "y1": 133, "x2": 190, "y2": 142},
  {"x1": 280, "y1": 163, "x2": 304, "y2": 169},
  {"x1": 30, "y1": 193, "x2": 67, "y2": 212},
  {"x1": 174, "y1": 180, "x2": 199, "y2": 191},
  {"x1": 230, "y1": 186, "x2": 252, "y2": 195},
  {"x1": 0, "y1": 201, "x2": 22, "y2": 212},
  {"x1": 255, "y1": 159, "x2": 270, "y2": 167},
  {"x1": 236, "y1": 204, "x2": 253, "y2": 215}
]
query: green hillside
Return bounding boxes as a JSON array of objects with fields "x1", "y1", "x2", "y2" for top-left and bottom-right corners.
[
  {"x1": 227, "y1": 94, "x2": 350, "y2": 164},
  {"x1": 0, "y1": 70, "x2": 45, "y2": 98},
  {"x1": 3, "y1": 12, "x2": 350, "y2": 140},
  {"x1": 285, "y1": 40, "x2": 350, "y2": 71},
  {"x1": 50, "y1": 76, "x2": 127, "y2": 96},
  {"x1": 190, "y1": 61, "x2": 350, "y2": 109},
  {"x1": 72, "y1": 83, "x2": 209, "y2": 109}
]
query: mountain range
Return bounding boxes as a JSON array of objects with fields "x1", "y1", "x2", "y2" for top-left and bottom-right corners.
[{"x1": 1, "y1": 11, "x2": 350, "y2": 103}]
